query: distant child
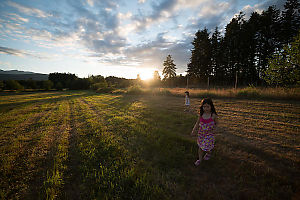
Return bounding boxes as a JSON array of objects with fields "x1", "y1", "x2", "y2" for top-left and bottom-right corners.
[
  {"x1": 191, "y1": 98, "x2": 218, "y2": 166},
  {"x1": 184, "y1": 91, "x2": 190, "y2": 111}
]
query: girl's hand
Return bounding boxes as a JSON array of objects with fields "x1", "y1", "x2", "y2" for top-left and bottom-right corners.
[
  {"x1": 191, "y1": 129, "x2": 196, "y2": 136},
  {"x1": 191, "y1": 117, "x2": 200, "y2": 136}
]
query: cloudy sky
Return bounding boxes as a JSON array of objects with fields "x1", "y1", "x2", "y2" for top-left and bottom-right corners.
[{"x1": 0, "y1": 0, "x2": 285, "y2": 79}]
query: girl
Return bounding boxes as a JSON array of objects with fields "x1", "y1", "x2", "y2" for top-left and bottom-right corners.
[
  {"x1": 184, "y1": 91, "x2": 190, "y2": 111},
  {"x1": 191, "y1": 98, "x2": 218, "y2": 166}
]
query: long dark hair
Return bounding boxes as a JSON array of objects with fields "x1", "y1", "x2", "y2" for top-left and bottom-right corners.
[
  {"x1": 199, "y1": 98, "x2": 217, "y2": 116},
  {"x1": 185, "y1": 91, "x2": 189, "y2": 97}
]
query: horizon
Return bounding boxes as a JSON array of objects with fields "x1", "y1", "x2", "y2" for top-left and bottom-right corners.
[
  {"x1": 0, "y1": 0, "x2": 285, "y2": 80},
  {"x1": 0, "y1": 68, "x2": 160, "y2": 80}
]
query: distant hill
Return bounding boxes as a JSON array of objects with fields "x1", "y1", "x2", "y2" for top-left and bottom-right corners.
[{"x1": 0, "y1": 70, "x2": 48, "y2": 81}]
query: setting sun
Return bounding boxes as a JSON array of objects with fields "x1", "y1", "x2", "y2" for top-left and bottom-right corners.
[{"x1": 138, "y1": 68, "x2": 156, "y2": 80}]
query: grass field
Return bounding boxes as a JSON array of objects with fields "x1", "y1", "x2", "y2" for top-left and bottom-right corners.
[
  {"x1": 127, "y1": 87, "x2": 300, "y2": 101},
  {"x1": 0, "y1": 91, "x2": 299, "y2": 200}
]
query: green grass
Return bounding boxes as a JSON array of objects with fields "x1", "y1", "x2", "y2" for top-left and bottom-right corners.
[{"x1": 0, "y1": 91, "x2": 299, "y2": 199}]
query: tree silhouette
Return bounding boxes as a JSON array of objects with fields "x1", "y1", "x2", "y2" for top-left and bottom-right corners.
[
  {"x1": 280, "y1": 0, "x2": 300, "y2": 44},
  {"x1": 162, "y1": 55, "x2": 177, "y2": 80},
  {"x1": 211, "y1": 26, "x2": 224, "y2": 85},
  {"x1": 187, "y1": 28, "x2": 212, "y2": 83}
]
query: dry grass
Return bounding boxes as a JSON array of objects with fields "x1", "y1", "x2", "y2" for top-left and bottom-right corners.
[
  {"x1": 137, "y1": 95, "x2": 300, "y2": 199},
  {"x1": 0, "y1": 91, "x2": 299, "y2": 199},
  {"x1": 164, "y1": 87, "x2": 300, "y2": 100}
]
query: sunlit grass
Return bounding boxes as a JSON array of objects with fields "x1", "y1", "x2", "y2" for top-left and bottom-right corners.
[
  {"x1": 165, "y1": 87, "x2": 300, "y2": 100},
  {"x1": 0, "y1": 91, "x2": 299, "y2": 199}
]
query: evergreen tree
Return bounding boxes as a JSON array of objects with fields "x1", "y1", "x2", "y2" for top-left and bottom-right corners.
[
  {"x1": 187, "y1": 28, "x2": 212, "y2": 83},
  {"x1": 211, "y1": 26, "x2": 224, "y2": 85},
  {"x1": 242, "y1": 11, "x2": 261, "y2": 85},
  {"x1": 223, "y1": 13, "x2": 245, "y2": 85},
  {"x1": 162, "y1": 55, "x2": 177, "y2": 80},
  {"x1": 280, "y1": 0, "x2": 300, "y2": 44},
  {"x1": 185, "y1": 0, "x2": 300, "y2": 87},
  {"x1": 256, "y1": 6, "x2": 281, "y2": 79}
]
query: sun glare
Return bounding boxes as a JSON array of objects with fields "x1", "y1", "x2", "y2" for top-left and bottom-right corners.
[{"x1": 138, "y1": 68, "x2": 155, "y2": 80}]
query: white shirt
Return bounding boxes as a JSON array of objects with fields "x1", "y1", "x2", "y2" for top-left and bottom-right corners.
[{"x1": 185, "y1": 96, "x2": 190, "y2": 105}]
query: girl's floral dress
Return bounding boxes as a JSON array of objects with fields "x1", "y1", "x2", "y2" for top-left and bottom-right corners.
[{"x1": 197, "y1": 116, "x2": 215, "y2": 151}]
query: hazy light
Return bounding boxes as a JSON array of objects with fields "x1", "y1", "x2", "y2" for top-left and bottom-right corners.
[{"x1": 138, "y1": 68, "x2": 156, "y2": 80}]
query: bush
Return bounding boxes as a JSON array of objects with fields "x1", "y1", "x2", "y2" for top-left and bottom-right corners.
[
  {"x1": 5, "y1": 80, "x2": 24, "y2": 90},
  {"x1": 55, "y1": 82, "x2": 63, "y2": 90},
  {"x1": 91, "y1": 82, "x2": 108, "y2": 90},
  {"x1": 156, "y1": 89, "x2": 172, "y2": 96},
  {"x1": 237, "y1": 87, "x2": 260, "y2": 98},
  {"x1": 96, "y1": 87, "x2": 114, "y2": 93},
  {"x1": 42, "y1": 80, "x2": 53, "y2": 90},
  {"x1": 264, "y1": 31, "x2": 300, "y2": 87},
  {"x1": 0, "y1": 81, "x2": 4, "y2": 91},
  {"x1": 127, "y1": 85, "x2": 144, "y2": 95}
]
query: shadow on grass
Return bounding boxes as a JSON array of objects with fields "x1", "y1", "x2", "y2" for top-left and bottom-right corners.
[{"x1": 207, "y1": 129, "x2": 299, "y2": 200}]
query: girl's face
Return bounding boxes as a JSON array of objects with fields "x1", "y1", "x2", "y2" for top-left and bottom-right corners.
[{"x1": 203, "y1": 103, "x2": 211, "y2": 113}]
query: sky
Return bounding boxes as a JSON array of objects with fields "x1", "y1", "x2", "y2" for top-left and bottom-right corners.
[{"x1": 0, "y1": 0, "x2": 286, "y2": 80}]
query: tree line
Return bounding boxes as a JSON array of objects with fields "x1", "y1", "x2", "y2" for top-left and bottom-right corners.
[
  {"x1": 185, "y1": 0, "x2": 299, "y2": 87},
  {"x1": 0, "y1": 73, "x2": 138, "y2": 91}
]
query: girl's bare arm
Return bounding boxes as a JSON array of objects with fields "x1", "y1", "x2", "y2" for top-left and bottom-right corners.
[{"x1": 191, "y1": 116, "x2": 200, "y2": 135}]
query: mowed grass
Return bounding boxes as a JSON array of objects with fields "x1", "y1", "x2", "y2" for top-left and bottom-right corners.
[{"x1": 0, "y1": 91, "x2": 299, "y2": 199}]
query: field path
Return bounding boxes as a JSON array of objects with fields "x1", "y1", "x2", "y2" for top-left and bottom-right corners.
[{"x1": 61, "y1": 99, "x2": 82, "y2": 199}]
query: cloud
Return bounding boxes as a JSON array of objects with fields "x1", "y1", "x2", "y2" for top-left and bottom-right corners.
[
  {"x1": 73, "y1": 16, "x2": 126, "y2": 54},
  {"x1": 0, "y1": 46, "x2": 29, "y2": 57},
  {"x1": 176, "y1": 0, "x2": 207, "y2": 8},
  {"x1": 259, "y1": 0, "x2": 286, "y2": 10},
  {"x1": 0, "y1": 46, "x2": 51, "y2": 59},
  {"x1": 89, "y1": 32, "x2": 173, "y2": 67},
  {"x1": 150, "y1": 0, "x2": 177, "y2": 19},
  {"x1": 240, "y1": 0, "x2": 286, "y2": 19},
  {"x1": 76, "y1": 0, "x2": 286, "y2": 64},
  {"x1": 131, "y1": 0, "x2": 179, "y2": 31},
  {"x1": 57, "y1": 0, "x2": 126, "y2": 55},
  {"x1": 198, "y1": 1, "x2": 230, "y2": 18},
  {"x1": 2, "y1": 0, "x2": 127, "y2": 56},
  {"x1": 184, "y1": 0, "x2": 250, "y2": 33},
  {"x1": 129, "y1": 0, "x2": 226, "y2": 35},
  {"x1": 101, "y1": 9, "x2": 119, "y2": 30},
  {"x1": 86, "y1": 0, "x2": 94, "y2": 7},
  {"x1": 7, "y1": 1, "x2": 50, "y2": 18},
  {"x1": 7, "y1": 13, "x2": 29, "y2": 22},
  {"x1": 3, "y1": 0, "x2": 192, "y2": 69},
  {"x1": 123, "y1": 31, "x2": 192, "y2": 73},
  {"x1": 82, "y1": 32, "x2": 126, "y2": 54}
]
